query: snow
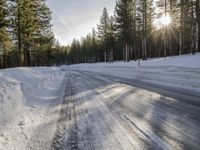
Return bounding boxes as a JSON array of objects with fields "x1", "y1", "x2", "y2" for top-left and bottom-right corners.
[
  {"x1": 0, "y1": 53, "x2": 200, "y2": 149},
  {"x1": 0, "y1": 67, "x2": 65, "y2": 150},
  {"x1": 66, "y1": 53, "x2": 200, "y2": 94},
  {"x1": 68, "y1": 53, "x2": 200, "y2": 68},
  {"x1": 51, "y1": 70, "x2": 200, "y2": 149}
]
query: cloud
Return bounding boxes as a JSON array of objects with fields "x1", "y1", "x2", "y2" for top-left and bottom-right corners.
[{"x1": 46, "y1": 0, "x2": 116, "y2": 45}]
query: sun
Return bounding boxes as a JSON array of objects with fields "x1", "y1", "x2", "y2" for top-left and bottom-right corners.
[
  {"x1": 153, "y1": 13, "x2": 172, "y2": 29},
  {"x1": 160, "y1": 13, "x2": 171, "y2": 26}
]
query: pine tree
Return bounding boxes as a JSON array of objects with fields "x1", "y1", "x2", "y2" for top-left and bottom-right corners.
[
  {"x1": 0, "y1": 29, "x2": 13, "y2": 68},
  {"x1": 91, "y1": 28, "x2": 99, "y2": 62},
  {"x1": 155, "y1": 0, "x2": 179, "y2": 56},
  {"x1": 189, "y1": 0, "x2": 195, "y2": 54},
  {"x1": 9, "y1": 0, "x2": 53, "y2": 66},
  {"x1": 195, "y1": 0, "x2": 200, "y2": 52},
  {"x1": 80, "y1": 37, "x2": 87, "y2": 63},
  {"x1": 169, "y1": 0, "x2": 177, "y2": 56},
  {"x1": 70, "y1": 38, "x2": 81, "y2": 64},
  {"x1": 10, "y1": 0, "x2": 37, "y2": 66},
  {"x1": 0, "y1": 0, "x2": 12, "y2": 68},
  {"x1": 0, "y1": 0, "x2": 8, "y2": 29},
  {"x1": 179, "y1": 0, "x2": 195, "y2": 55},
  {"x1": 115, "y1": 0, "x2": 135, "y2": 62},
  {"x1": 97, "y1": 7, "x2": 110, "y2": 62},
  {"x1": 34, "y1": 0, "x2": 54, "y2": 66},
  {"x1": 106, "y1": 16, "x2": 116, "y2": 63},
  {"x1": 142, "y1": 0, "x2": 147, "y2": 59},
  {"x1": 137, "y1": 0, "x2": 155, "y2": 58},
  {"x1": 146, "y1": 0, "x2": 155, "y2": 58}
]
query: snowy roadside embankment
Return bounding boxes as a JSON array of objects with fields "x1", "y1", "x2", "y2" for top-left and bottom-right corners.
[
  {"x1": 66, "y1": 53, "x2": 200, "y2": 94},
  {"x1": 0, "y1": 67, "x2": 66, "y2": 150}
]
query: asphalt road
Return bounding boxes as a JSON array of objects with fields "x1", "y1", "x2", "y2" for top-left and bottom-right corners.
[{"x1": 51, "y1": 70, "x2": 200, "y2": 150}]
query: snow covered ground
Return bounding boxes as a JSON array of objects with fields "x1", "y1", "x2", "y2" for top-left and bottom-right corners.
[
  {"x1": 67, "y1": 53, "x2": 200, "y2": 94},
  {"x1": 54, "y1": 68, "x2": 200, "y2": 149},
  {"x1": 69, "y1": 53, "x2": 200, "y2": 68},
  {"x1": 0, "y1": 67, "x2": 66, "y2": 150},
  {"x1": 0, "y1": 53, "x2": 200, "y2": 150}
]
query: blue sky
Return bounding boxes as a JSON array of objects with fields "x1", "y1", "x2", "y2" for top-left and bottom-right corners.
[{"x1": 46, "y1": 0, "x2": 116, "y2": 45}]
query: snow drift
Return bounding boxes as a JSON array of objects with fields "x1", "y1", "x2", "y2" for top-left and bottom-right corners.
[{"x1": 0, "y1": 67, "x2": 65, "y2": 149}]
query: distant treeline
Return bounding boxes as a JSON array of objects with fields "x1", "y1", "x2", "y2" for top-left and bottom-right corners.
[
  {"x1": 0, "y1": 0, "x2": 200, "y2": 68},
  {"x1": 66, "y1": 0, "x2": 200, "y2": 64}
]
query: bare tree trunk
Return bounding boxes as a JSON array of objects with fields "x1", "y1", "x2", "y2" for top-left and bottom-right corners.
[
  {"x1": 133, "y1": 1, "x2": 137, "y2": 60},
  {"x1": 196, "y1": 23, "x2": 199, "y2": 52},
  {"x1": 3, "y1": 49, "x2": 6, "y2": 68},
  {"x1": 24, "y1": 48, "x2": 27, "y2": 66},
  {"x1": 133, "y1": 43, "x2": 137, "y2": 60},
  {"x1": 179, "y1": 32, "x2": 182, "y2": 55},
  {"x1": 144, "y1": 37, "x2": 147, "y2": 60},
  {"x1": 110, "y1": 48, "x2": 113, "y2": 63},
  {"x1": 104, "y1": 50, "x2": 107, "y2": 62},
  {"x1": 125, "y1": 43, "x2": 128, "y2": 62},
  {"x1": 169, "y1": 32, "x2": 172, "y2": 56},
  {"x1": 143, "y1": 0, "x2": 147, "y2": 60},
  {"x1": 0, "y1": 58, "x2": 2, "y2": 68},
  {"x1": 149, "y1": 41, "x2": 152, "y2": 58},
  {"x1": 159, "y1": 35, "x2": 161, "y2": 57},
  {"x1": 169, "y1": 0, "x2": 173, "y2": 56},
  {"x1": 129, "y1": 45, "x2": 130, "y2": 61},
  {"x1": 164, "y1": 0, "x2": 167, "y2": 57},
  {"x1": 123, "y1": 45, "x2": 126, "y2": 62},
  {"x1": 130, "y1": 45, "x2": 132, "y2": 60},
  {"x1": 164, "y1": 27, "x2": 167, "y2": 57},
  {"x1": 17, "y1": 2, "x2": 23, "y2": 67},
  {"x1": 196, "y1": 0, "x2": 200, "y2": 52},
  {"x1": 27, "y1": 49, "x2": 30, "y2": 66},
  {"x1": 97, "y1": 50, "x2": 100, "y2": 62},
  {"x1": 191, "y1": 0, "x2": 195, "y2": 54},
  {"x1": 179, "y1": 0, "x2": 184, "y2": 55},
  {"x1": 24, "y1": 44, "x2": 30, "y2": 66}
]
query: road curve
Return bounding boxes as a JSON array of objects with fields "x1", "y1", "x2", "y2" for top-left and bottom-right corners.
[{"x1": 52, "y1": 70, "x2": 200, "y2": 150}]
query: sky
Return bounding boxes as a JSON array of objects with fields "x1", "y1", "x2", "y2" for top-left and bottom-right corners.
[{"x1": 46, "y1": 0, "x2": 116, "y2": 46}]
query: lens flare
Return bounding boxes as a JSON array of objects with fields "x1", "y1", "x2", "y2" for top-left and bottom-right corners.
[{"x1": 160, "y1": 13, "x2": 171, "y2": 26}]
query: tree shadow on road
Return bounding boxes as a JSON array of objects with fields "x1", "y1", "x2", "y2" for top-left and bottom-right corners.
[{"x1": 26, "y1": 70, "x2": 200, "y2": 150}]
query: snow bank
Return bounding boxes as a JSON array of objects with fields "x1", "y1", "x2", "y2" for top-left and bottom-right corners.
[
  {"x1": 65, "y1": 53, "x2": 200, "y2": 94},
  {"x1": 0, "y1": 67, "x2": 65, "y2": 149},
  {"x1": 69, "y1": 53, "x2": 200, "y2": 68}
]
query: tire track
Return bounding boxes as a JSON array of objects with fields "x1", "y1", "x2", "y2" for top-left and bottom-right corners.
[
  {"x1": 52, "y1": 70, "x2": 200, "y2": 149},
  {"x1": 78, "y1": 70, "x2": 200, "y2": 149},
  {"x1": 51, "y1": 73, "x2": 78, "y2": 150}
]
